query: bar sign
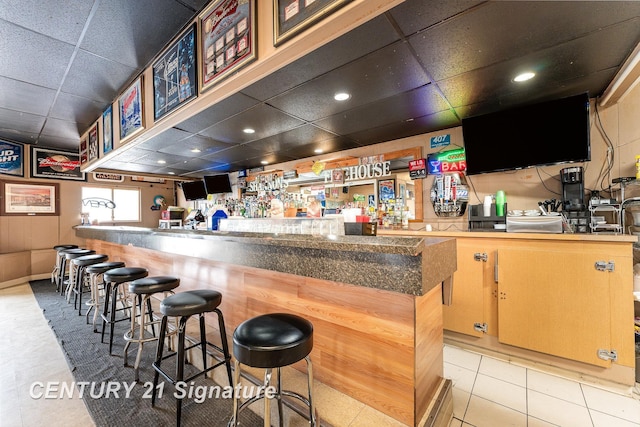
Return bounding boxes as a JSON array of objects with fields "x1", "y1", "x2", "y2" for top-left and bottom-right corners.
[{"x1": 430, "y1": 134, "x2": 450, "y2": 148}]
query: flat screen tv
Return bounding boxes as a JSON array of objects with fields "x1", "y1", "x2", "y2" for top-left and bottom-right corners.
[
  {"x1": 462, "y1": 93, "x2": 590, "y2": 175},
  {"x1": 204, "y1": 174, "x2": 232, "y2": 194},
  {"x1": 181, "y1": 180, "x2": 207, "y2": 201}
]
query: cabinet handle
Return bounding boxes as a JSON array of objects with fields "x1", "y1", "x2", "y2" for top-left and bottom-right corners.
[
  {"x1": 594, "y1": 260, "x2": 615, "y2": 272},
  {"x1": 474, "y1": 252, "x2": 487, "y2": 262}
]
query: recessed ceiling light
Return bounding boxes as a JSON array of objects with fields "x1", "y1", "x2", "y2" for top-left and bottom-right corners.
[
  {"x1": 190, "y1": 148, "x2": 201, "y2": 153},
  {"x1": 334, "y1": 92, "x2": 350, "y2": 101},
  {"x1": 314, "y1": 148, "x2": 323, "y2": 154},
  {"x1": 157, "y1": 160, "x2": 166, "y2": 164},
  {"x1": 514, "y1": 72, "x2": 535, "y2": 82},
  {"x1": 243, "y1": 128, "x2": 255, "y2": 134},
  {"x1": 168, "y1": 171, "x2": 175, "y2": 175},
  {"x1": 260, "y1": 160, "x2": 268, "y2": 165}
]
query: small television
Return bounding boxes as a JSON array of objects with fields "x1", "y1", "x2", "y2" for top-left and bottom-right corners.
[
  {"x1": 462, "y1": 93, "x2": 591, "y2": 175},
  {"x1": 181, "y1": 180, "x2": 207, "y2": 201},
  {"x1": 204, "y1": 174, "x2": 232, "y2": 194}
]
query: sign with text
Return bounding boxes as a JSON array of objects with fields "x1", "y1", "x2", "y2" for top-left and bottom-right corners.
[
  {"x1": 408, "y1": 158, "x2": 427, "y2": 180},
  {"x1": 0, "y1": 140, "x2": 24, "y2": 177},
  {"x1": 427, "y1": 148, "x2": 466, "y2": 175},
  {"x1": 430, "y1": 134, "x2": 451, "y2": 148}
]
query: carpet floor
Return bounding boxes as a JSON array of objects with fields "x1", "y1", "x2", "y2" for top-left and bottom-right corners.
[{"x1": 29, "y1": 279, "x2": 264, "y2": 427}]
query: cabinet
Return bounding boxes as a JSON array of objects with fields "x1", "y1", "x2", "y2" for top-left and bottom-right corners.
[
  {"x1": 497, "y1": 240, "x2": 633, "y2": 368},
  {"x1": 443, "y1": 238, "x2": 498, "y2": 337}
]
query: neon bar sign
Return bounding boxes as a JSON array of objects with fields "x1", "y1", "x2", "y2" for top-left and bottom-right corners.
[{"x1": 427, "y1": 148, "x2": 467, "y2": 175}]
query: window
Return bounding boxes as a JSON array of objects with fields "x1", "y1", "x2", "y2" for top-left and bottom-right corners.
[{"x1": 81, "y1": 186, "x2": 140, "y2": 223}]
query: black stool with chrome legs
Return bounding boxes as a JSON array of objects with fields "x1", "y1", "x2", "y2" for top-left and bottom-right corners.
[
  {"x1": 151, "y1": 289, "x2": 233, "y2": 427},
  {"x1": 229, "y1": 313, "x2": 316, "y2": 427},
  {"x1": 85, "y1": 261, "x2": 125, "y2": 332},
  {"x1": 124, "y1": 276, "x2": 180, "y2": 382},
  {"x1": 62, "y1": 249, "x2": 96, "y2": 298},
  {"x1": 52, "y1": 244, "x2": 78, "y2": 288},
  {"x1": 57, "y1": 247, "x2": 91, "y2": 293},
  {"x1": 101, "y1": 267, "x2": 149, "y2": 354},
  {"x1": 71, "y1": 254, "x2": 108, "y2": 315}
]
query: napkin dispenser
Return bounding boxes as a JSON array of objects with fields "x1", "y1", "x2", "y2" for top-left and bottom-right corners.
[{"x1": 506, "y1": 215, "x2": 563, "y2": 233}]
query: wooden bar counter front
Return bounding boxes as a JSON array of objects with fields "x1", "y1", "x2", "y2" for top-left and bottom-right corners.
[{"x1": 75, "y1": 226, "x2": 457, "y2": 426}]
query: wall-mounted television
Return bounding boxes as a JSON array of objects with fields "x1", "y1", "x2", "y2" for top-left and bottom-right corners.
[
  {"x1": 204, "y1": 174, "x2": 232, "y2": 194},
  {"x1": 462, "y1": 93, "x2": 591, "y2": 175},
  {"x1": 181, "y1": 180, "x2": 207, "y2": 201}
]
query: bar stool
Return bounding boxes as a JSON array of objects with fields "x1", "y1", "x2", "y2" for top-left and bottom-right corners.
[
  {"x1": 71, "y1": 254, "x2": 109, "y2": 315},
  {"x1": 151, "y1": 289, "x2": 233, "y2": 427},
  {"x1": 56, "y1": 247, "x2": 88, "y2": 293},
  {"x1": 124, "y1": 276, "x2": 180, "y2": 382},
  {"x1": 85, "y1": 261, "x2": 126, "y2": 332},
  {"x1": 51, "y1": 244, "x2": 78, "y2": 287},
  {"x1": 101, "y1": 267, "x2": 149, "y2": 354},
  {"x1": 62, "y1": 249, "x2": 96, "y2": 298},
  {"x1": 229, "y1": 313, "x2": 316, "y2": 427}
]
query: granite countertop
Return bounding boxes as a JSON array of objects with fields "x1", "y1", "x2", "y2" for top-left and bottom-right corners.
[{"x1": 75, "y1": 226, "x2": 457, "y2": 296}]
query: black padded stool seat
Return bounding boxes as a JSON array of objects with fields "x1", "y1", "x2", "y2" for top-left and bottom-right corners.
[
  {"x1": 101, "y1": 267, "x2": 149, "y2": 354},
  {"x1": 152, "y1": 289, "x2": 233, "y2": 427},
  {"x1": 233, "y1": 313, "x2": 313, "y2": 368},
  {"x1": 230, "y1": 313, "x2": 316, "y2": 427},
  {"x1": 71, "y1": 254, "x2": 109, "y2": 314},
  {"x1": 52, "y1": 245, "x2": 78, "y2": 288},
  {"x1": 86, "y1": 261, "x2": 126, "y2": 331},
  {"x1": 125, "y1": 276, "x2": 180, "y2": 382},
  {"x1": 159, "y1": 289, "x2": 222, "y2": 317}
]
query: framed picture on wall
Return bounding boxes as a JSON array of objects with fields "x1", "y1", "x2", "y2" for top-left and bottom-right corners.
[
  {"x1": 31, "y1": 146, "x2": 85, "y2": 181},
  {"x1": 102, "y1": 105, "x2": 113, "y2": 155},
  {"x1": 198, "y1": 0, "x2": 257, "y2": 92},
  {"x1": 118, "y1": 76, "x2": 144, "y2": 143},
  {"x1": 378, "y1": 178, "x2": 395, "y2": 202},
  {"x1": 153, "y1": 24, "x2": 197, "y2": 121},
  {"x1": 0, "y1": 180, "x2": 59, "y2": 216},
  {"x1": 87, "y1": 123, "x2": 99, "y2": 162},
  {"x1": 0, "y1": 140, "x2": 24, "y2": 177},
  {"x1": 273, "y1": 0, "x2": 352, "y2": 46}
]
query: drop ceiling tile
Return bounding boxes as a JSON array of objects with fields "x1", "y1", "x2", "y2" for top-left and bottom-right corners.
[
  {"x1": 313, "y1": 84, "x2": 450, "y2": 136},
  {"x1": 0, "y1": 20, "x2": 74, "y2": 89},
  {"x1": 175, "y1": 92, "x2": 260, "y2": 134},
  {"x1": 202, "y1": 144, "x2": 264, "y2": 164},
  {"x1": 61, "y1": 49, "x2": 138, "y2": 104},
  {"x1": 267, "y1": 41, "x2": 431, "y2": 122},
  {"x1": 35, "y1": 134, "x2": 81, "y2": 151},
  {"x1": 0, "y1": 0, "x2": 94, "y2": 45},
  {"x1": 49, "y1": 92, "x2": 107, "y2": 125},
  {"x1": 140, "y1": 128, "x2": 194, "y2": 151},
  {"x1": 0, "y1": 76, "x2": 57, "y2": 116},
  {"x1": 241, "y1": 124, "x2": 341, "y2": 153},
  {"x1": 107, "y1": 147, "x2": 153, "y2": 162},
  {"x1": 0, "y1": 107, "x2": 45, "y2": 134},
  {"x1": 158, "y1": 134, "x2": 231, "y2": 157},
  {"x1": 198, "y1": 104, "x2": 306, "y2": 144},
  {"x1": 280, "y1": 137, "x2": 361, "y2": 160},
  {"x1": 166, "y1": 156, "x2": 226, "y2": 171},
  {"x1": 241, "y1": 14, "x2": 399, "y2": 101},
  {"x1": 389, "y1": 0, "x2": 485, "y2": 36},
  {"x1": 347, "y1": 109, "x2": 460, "y2": 145},
  {"x1": 79, "y1": 0, "x2": 198, "y2": 69},
  {"x1": 41, "y1": 118, "x2": 82, "y2": 140},
  {"x1": 0, "y1": 129, "x2": 38, "y2": 145},
  {"x1": 134, "y1": 151, "x2": 192, "y2": 166}
]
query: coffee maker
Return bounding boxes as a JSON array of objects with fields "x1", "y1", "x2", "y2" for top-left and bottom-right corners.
[{"x1": 561, "y1": 166, "x2": 585, "y2": 211}]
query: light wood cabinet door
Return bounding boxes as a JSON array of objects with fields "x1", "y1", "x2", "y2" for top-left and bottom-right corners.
[
  {"x1": 443, "y1": 239, "x2": 495, "y2": 337},
  {"x1": 497, "y1": 246, "x2": 613, "y2": 367}
]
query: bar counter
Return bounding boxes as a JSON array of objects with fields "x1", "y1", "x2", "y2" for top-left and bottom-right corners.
[{"x1": 75, "y1": 226, "x2": 458, "y2": 426}]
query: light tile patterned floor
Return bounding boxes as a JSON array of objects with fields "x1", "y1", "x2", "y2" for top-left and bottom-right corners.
[
  {"x1": 445, "y1": 345, "x2": 640, "y2": 426},
  {"x1": 2, "y1": 282, "x2": 640, "y2": 426}
]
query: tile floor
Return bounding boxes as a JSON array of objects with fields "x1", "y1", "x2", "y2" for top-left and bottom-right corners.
[{"x1": 2, "y1": 282, "x2": 640, "y2": 427}]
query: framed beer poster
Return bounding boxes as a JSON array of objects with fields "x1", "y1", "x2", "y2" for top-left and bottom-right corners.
[
  {"x1": 31, "y1": 146, "x2": 85, "y2": 181},
  {"x1": 153, "y1": 24, "x2": 197, "y2": 122},
  {"x1": 198, "y1": 0, "x2": 257, "y2": 92},
  {"x1": 102, "y1": 105, "x2": 113, "y2": 155},
  {"x1": 0, "y1": 140, "x2": 24, "y2": 177},
  {"x1": 118, "y1": 76, "x2": 144, "y2": 143},
  {"x1": 274, "y1": 0, "x2": 352, "y2": 46},
  {"x1": 87, "y1": 123, "x2": 99, "y2": 162}
]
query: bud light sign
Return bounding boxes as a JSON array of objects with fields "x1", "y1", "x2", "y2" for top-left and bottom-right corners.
[{"x1": 0, "y1": 140, "x2": 24, "y2": 177}]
